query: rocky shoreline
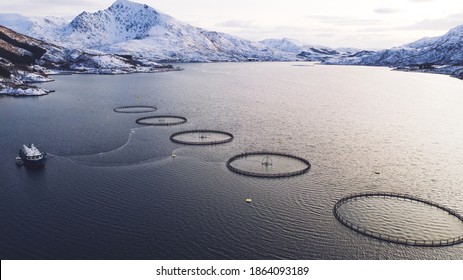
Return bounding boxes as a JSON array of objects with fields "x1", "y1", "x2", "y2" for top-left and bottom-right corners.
[
  {"x1": 1, "y1": 25, "x2": 180, "y2": 96},
  {"x1": 393, "y1": 65, "x2": 463, "y2": 81},
  {"x1": 0, "y1": 83, "x2": 53, "y2": 96}
]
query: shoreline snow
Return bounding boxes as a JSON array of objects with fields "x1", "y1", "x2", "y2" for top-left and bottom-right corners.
[{"x1": 0, "y1": 84, "x2": 52, "y2": 96}]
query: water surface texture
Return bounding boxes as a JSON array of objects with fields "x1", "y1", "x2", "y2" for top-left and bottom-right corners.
[
  {"x1": 1, "y1": 63, "x2": 463, "y2": 259},
  {"x1": 336, "y1": 196, "x2": 463, "y2": 241}
]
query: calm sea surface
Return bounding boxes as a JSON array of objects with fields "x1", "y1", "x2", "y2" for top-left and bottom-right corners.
[{"x1": 1, "y1": 63, "x2": 462, "y2": 259}]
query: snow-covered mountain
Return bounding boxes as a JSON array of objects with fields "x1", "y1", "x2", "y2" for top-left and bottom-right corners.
[
  {"x1": 0, "y1": 0, "x2": 361, "y2": 62},
  {"x1": 0, "y1": 0, "x2": 354, "y2": 62},
  {"x1": 0, "y1": 14, "x2": 68, "y2": 39},
  {"x1": 336, "y1": 25, "x2": 463, "y2": 67},
  {"x1": 260, "y1": 38, "x2": 360, "y2": 61},
  {"x1": 0, "y1": 0, "x2": 286, "y2": 62},
  {"x1": 260, "y1": 38, "x2": 309, "y2": 54},
  {"x1": 331, "y1": 24, "x2": 463, "y2": 79}
]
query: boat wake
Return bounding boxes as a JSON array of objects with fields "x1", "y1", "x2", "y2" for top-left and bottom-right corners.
[{"x1": 51, "y1": 128, "x2": 178, "y2": 167}]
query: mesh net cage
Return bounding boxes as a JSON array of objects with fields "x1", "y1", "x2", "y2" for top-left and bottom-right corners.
[
  {"x1": 113, "y1": 105, "x2": 157, "y2": 113},
  {"x1": 226, "y1": 152, "x2": 311, "y2": 178},
  {"x1": 333, "y1": 192, "x2": 463, "y2": 247},
  {"x1": 170, "y1": 130, "x2": 234, "y2": 145},
  {"x1": 136, "y1": 115, "x2": 187, "y2": 126}
]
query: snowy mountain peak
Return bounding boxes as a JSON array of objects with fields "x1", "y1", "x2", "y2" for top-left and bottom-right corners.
[
  {"x1": 109, "y1": 0, "x2": 149, "y2": 10},
  {"x1": 112, "y1": 0, "x2": 130, "y2": 5},
  {"x1": 108, "y1": 0, "x2": 155, "y2": 16},
  {"x1": 66, "y1": 0, "x2": 167, "y2": 47}
]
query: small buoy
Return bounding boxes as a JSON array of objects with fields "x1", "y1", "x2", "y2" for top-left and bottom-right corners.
[
  {"x1": 137, "y1": 96, "x2": 141, "y2": 99},
  {"x1": 245, "y1": 198, "x2": 252, "y2": 203}
]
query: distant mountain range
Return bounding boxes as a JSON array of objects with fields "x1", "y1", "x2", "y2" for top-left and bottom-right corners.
[
  {"x1": 259, "y1": 38, "x2": 361, "y2": 61},
  {"x1": 332, "y1": 24, "x2": 463, "y2": 79},
  {"x1": 338, "y1": 25, "x2": 463, "y2": 66},
  {"x1": 1, "y1": 0, "x2": 462, "y2": 95}
]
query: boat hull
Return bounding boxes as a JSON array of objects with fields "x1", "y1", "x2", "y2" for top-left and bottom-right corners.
[{"x1": 19, "y1": 152, "x2": 46, "y2": 166}]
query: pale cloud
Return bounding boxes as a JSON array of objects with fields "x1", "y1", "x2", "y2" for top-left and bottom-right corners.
[
  {"x1": 0, "y1": 0, "x2": 103, "y2": 18},
  {"x1": 308, "y1": 15, "x2": 382, "y2": 26},
  {"x1": 408, "y1": 0, "x2": 435, "y2": 2},
  {"x1": 400, "y1": 12, "x2": 463, "y2": 30},
  {"x1": 374, "y1": 8, "x2": 401, "y2": 14},
  {"x1": 217, "y1": 20, "x2": 261, "y2": 29}
]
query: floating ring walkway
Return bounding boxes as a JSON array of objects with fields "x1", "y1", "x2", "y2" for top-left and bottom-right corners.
[
  {"x1": 226, "y1": 152, "x2": 311, "y2": 178},
  {"x1": 333, "y1": 192, "x2": 463, "y2": 247},
  {"x1": 113, "y1": 105, "x2": 157, "y2": 113},
  {"x1": 136, "y1": 115, "x2": 187, "y2": 126},
  {"x1": 170, "y1": 130, "x2": 234, "y2": 145}
]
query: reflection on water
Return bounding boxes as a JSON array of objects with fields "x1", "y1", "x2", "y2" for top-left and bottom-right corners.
[{"x1": 67, "y1": 128, "x2": 176, "y2": 166}]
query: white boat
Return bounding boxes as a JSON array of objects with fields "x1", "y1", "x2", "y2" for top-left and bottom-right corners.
[{"x1": 19, "y1": 144, "x2": 46, "y2": 166}]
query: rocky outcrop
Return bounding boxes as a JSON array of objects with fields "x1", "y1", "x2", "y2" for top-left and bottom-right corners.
[
  {"x1": 0, "y1": 25, "x2": 54, "y2": 95},
  {"x1": 0, "y1": 33, "x2": 46, "y2": 61},
  {"x1": 0, "y1": 23, "x2": 178, "y2": 96},
  {"x1": 0, "y1": 63, "x2": 11, "y2": 78},
  {"x1": 0, "y1": 38, "x2": 35, "y2": 64}
]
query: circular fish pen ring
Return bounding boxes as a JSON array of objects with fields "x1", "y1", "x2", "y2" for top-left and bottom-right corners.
[
  {"x1": 333, "y1": 192, "x2": 463, "y2": 247},
  {"x1": 226, "y1": 152, "x2": 311, "y2": 178},
  {"x1": 136, "y1": 115, "x2": 187, "y2": 126},
  {"x1": 170, "y1": 130, "x2": 234, "y2": 145},
  {"x1": 113, "y1": 105, "x2": 157, "y2": 113}
]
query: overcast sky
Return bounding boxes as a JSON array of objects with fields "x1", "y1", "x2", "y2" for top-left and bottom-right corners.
[{"x1": 0, "y1": 0, "x2": 462, "y2": 49}]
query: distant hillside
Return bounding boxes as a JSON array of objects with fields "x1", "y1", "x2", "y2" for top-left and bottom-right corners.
[
  {"x1": 333, "y1": 24, "x2": 463, "y2": 79},
  {"x1": 260, "y1": 38, "x2": 360, "y2": 61}
]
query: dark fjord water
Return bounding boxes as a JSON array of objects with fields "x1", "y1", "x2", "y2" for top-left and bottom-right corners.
[{"x1": 1, "y1": 63, "x2": 462, "y2": 259}]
